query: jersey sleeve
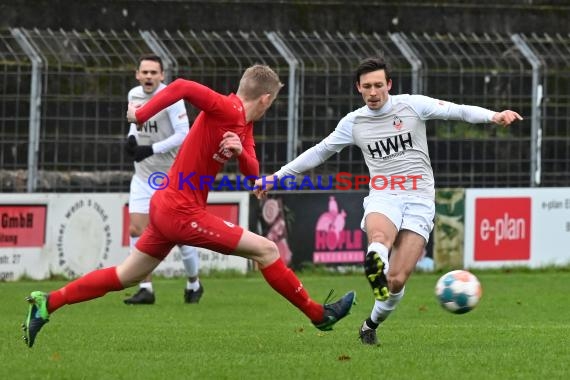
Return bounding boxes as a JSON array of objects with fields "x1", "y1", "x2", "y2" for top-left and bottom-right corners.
[
  {"x1": 135, "y1": 79, "x2": 232, "y2": 124},
  {"x1": 126, "y1": 88, "x2": 138, "y2": 137},
  {"x1": 151, "y1": 100, "x2": 190, "y2": 154},
  {"x1": 275, "y1": 113, "x2": 355, "y2": 178},
  {"x1": 237, "y1": 127, "x2": 259, "y2": 178},
  {"x1": 127, "y1": 87, "x2": 135, "y2": 103},
  {"x1": 407, "y1": 94, "x2": 496, "y2": 124}
]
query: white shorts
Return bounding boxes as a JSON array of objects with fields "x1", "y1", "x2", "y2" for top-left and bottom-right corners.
[
  {"x1": 361, "y1": 193, "x2": 435, "y2": 242},
  {"x1": 129, "y1": 175, "x2": 155, "y2": 214}
]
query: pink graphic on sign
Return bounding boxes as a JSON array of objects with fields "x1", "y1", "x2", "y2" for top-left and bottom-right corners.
[{"x1": 313, "y1": 196, "x2": 363, "y2": 263}]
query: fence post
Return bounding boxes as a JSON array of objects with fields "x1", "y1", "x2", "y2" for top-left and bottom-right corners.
[
  {"x1": 511, "y1": 34, "x2": 543, "y2": 187},
  {"x1": 266, "y1": 32, "x2": 300, "y2": 162},
  {"x1": 390, "y1": 32, "x2": 423, "y2": 94},
  {"x1": 11, "y1": 28, "x2": 43, "y2": 193}
]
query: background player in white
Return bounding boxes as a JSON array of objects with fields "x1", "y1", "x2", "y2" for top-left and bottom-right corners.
[
  {"x1": 254, "y1": 56, "x2": 522, "y2": 345},
  {"x1": 124, "y1": 54, "x2": 204, "y2": 304}
]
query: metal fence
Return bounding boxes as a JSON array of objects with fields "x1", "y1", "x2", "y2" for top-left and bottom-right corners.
[{"x1": 1, "y1": 28, "x2": 568, "y2": 192}]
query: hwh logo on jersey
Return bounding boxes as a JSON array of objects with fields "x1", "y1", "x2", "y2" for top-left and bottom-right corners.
[
  {"x1": 139, "y1": 121, "x2": 158, "y2": 133},
  {"x1": 367, "y1": 132, "x2": 413, "y2": 159}
]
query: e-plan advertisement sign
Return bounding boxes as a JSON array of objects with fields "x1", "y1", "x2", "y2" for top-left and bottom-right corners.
[{"x1": 464, "y1": 188, "x2": 570, "y2": 268}]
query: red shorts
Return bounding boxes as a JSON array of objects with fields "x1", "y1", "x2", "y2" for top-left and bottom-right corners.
[{"x1": 136, "y1": 202, "x2": 244, "y2": 261}]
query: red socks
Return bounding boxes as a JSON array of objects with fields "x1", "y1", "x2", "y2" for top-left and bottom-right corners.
[
  {"x1": 47, "y1": 267, "x2": 124, "y2": 313},
  {"x1": 45, "y1": 262, "x2": 325, "y2": 324},
  {"x1": 260, "y1": 259, "x2": 324, "y2": 322}
]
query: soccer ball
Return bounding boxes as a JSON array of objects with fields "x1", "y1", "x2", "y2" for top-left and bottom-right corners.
[{"x1": 435, "y1": 270, "x2": 482, "y2": 314}]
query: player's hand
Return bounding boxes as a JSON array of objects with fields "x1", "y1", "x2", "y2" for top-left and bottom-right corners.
[
  {"x1": 492, "y1": 110, "x2": 523, "y2": 127},
  {"x1": 253, "y1": 175, "x2": 277, "y2": 199},
  {"x1": 124, "y1": 135, "x2": 153, "y2": 162},
  {"x1": 220, "y1": 131, "x2": 243, "y2": 156},
  {"x1": 126, "y1": 102, "x2": 142, "y2": 127}
]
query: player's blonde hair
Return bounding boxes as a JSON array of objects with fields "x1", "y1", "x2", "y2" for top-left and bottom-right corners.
[{"x1": 237, "y1": 64, "x2": 283, "y2": 101}]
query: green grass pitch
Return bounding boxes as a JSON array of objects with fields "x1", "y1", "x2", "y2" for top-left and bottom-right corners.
[{"x1": 1, "y1": 271, "x2": 569, "y2": 379}]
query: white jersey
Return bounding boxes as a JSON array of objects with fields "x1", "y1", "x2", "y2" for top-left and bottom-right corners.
[
  {"x1": 276, "y1": 94, "x2": 496, "y2": 199},
  {"x1": 127, "y1": 83, "x2": 189, "y2": 181}
]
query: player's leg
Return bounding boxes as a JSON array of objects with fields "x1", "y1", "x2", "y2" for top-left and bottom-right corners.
[
  {"x1": 359, "y1": 212, "x2": 399, "y2": 346},
  {"x1": 387, "y1": 230, "x2": 426, "y2": 293},
  {"x1": 222, "y1": 225, "x2": 307, "y2": 309},
  {"x1": 361, "y1": 194, "x2": 402, "y2": 302},
  {"x1": 123, "y1": 213, "x2": 157, "y2": 304},
  {"x1": 124, "y1": 175, "x2": 156, "y2": 304},
  {"x1": 359, "y1": 196, "x2": 434, "y2": 345},
  {"x1": 178, "y1": 211, "x2": 355, "y2": 331},
  {"x1": 360, "y1": 231, "x2": 424, "y2": 345},
  {"x1": 367, "y1": 205, "x2": 433, "y2": 327},
  {"x1": 22, "y1": 248, "x2": 161, "y2": 348},
  {"x1": 179, "y1": 245, "x2": 204, "y2": 303},
  {"x1": 363, "y1": 212, "x2": 398, "y2": 302},
  {"x1": 116, "y1": 248, "x2": 163, "y2": 285},
  {"x1": 22, "y1": 221, "x2": 174, "y2": 348},
  {"x1": 234, "y1": 229, "x2": 355, "y2": 331}
]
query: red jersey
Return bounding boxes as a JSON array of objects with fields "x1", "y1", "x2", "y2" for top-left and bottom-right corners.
[{"x1": 135, "y1": 79, "x2": 259, "y2": 211}]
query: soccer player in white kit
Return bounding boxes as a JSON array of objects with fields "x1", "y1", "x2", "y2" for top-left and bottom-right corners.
[
  {"x1": 124, "y1": 55, "x2": 204, "y2": 305},
  {"x1": 254, "y1": 57, "x2": 522, "y2": 345}
]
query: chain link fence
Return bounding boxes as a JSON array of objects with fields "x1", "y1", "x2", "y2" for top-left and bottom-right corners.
[{"x1": 1, "y1": 29, "x2": 568, "y2": 192}]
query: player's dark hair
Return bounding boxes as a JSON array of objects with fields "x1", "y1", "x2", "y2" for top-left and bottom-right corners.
[
  {"x1": 137, "y1": 54, "x2": 163, "y2": 72},
  {"x1": 355, "y1": 57, "x2": 391, "y2": 84}
]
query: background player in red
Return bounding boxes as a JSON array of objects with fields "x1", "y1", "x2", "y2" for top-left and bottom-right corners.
[{"x1": 22, "y1": 64, "x2": 355, "y2": 348}]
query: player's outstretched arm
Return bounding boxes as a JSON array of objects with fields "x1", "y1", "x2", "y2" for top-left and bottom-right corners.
[{"x1": 128, "y1": 79, "x2": 219, "y2": 126}]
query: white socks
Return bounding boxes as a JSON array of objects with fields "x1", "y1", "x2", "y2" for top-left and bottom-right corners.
[
  {"x1": 180, "y1": 246, "x2": 200, "y2": 290},
  {"x1": 186, "y1": 280, "x2": 200, "y2": 291},
  {"x1": 180, "y1": 245, "x2": 199, "y2": 278},
  {"x1": 139, "y1": 281, "x2": 154, "y2": 293},
  {"x1": 370, "y1": 287, "x2": 405, "y2": 325}
]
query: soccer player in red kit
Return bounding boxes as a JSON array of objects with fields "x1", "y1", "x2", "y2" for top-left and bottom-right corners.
[{"x1": 22, "y1": 64, "x2": 355, "y2": 348}]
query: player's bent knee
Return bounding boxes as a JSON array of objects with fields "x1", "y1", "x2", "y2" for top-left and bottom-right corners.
[
  {"x1": 116, "y1": 249, "x2": 160, "y2": 287},
  {"x1": 257, "y1": 238, "x2": 279, "y2": 262},
  {"x1": 387, "y1": 274, "x2": 406, "y2": 294},
  {"x1": 248, "y1": 236, "x2": 279, "y2": 266},
  {"x1": 368, "y1": 232, "x2": 392, "y2": 247}
]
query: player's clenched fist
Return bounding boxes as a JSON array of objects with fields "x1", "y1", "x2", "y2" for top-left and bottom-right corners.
[{"x1": 220, "y1": 131, "x2": 243, "y2": 155}]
